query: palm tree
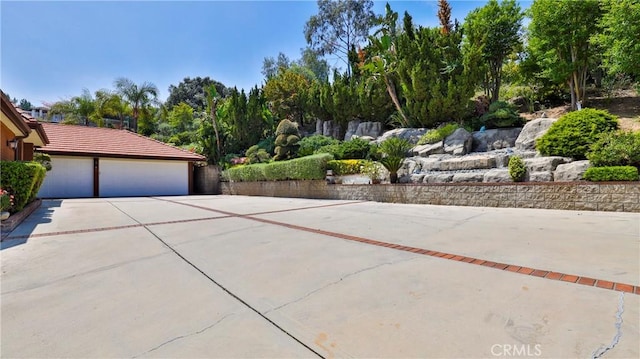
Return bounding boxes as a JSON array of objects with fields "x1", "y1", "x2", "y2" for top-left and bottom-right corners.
[
  {"x1": 93, "y1": 90, "x2": 131, "y2": 129},
  {"x1": 114, "y1": 77, "x2": 158, "y2": 132},
  {"x1": 72, "y1": 88, "x2": 96, "y2": 126}
]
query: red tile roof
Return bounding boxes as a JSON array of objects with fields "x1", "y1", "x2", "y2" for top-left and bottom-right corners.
[{"x1": 40, "y1": 123, "x2": 205, "y2": 161}]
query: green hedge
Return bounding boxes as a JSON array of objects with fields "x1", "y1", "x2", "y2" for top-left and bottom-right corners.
[
  {"x1": 587, "y1": 131, "x2": 640, "y2": 168},
  {"x1": 536, "y1": 109, "x2": 618, "y2": 159},
  {"x1": 583, "y1": 166, "x2": 639, "y2": 182},
  {"x1": 327, "y1": 159, "x2": 369, "y2": 175},
  {"x1": 224, "y1": 153, "x2": 333, "y2": 182},
  {"x1": 0, "y1": 161, "x2": 47, "y2": 213}
]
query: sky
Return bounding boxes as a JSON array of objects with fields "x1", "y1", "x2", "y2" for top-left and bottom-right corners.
[{"x1": 1, "y1": 0, "x2": 532, "y2": 107}]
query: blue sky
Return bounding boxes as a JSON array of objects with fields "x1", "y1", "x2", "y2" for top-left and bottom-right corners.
[{"x1": 1, "y1": 1, "x2": 531, "y2": 107}]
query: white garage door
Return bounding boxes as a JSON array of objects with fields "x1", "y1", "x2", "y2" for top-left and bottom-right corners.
[
  {"x1": 100, "y1": 158, "x2": 188, "y2": 197},
  {"x1": 38, "y1": 156, "x2": 94, "y2": 198}
]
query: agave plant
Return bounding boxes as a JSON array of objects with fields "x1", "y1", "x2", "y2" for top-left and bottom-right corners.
[{"x1": 379, "y1": 137, "x2": 411, "y2": 183}]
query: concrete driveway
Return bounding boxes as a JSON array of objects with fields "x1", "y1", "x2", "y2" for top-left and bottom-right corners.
[{"x1": 1, "y1": 195, "x2": 638, "y2": 358}]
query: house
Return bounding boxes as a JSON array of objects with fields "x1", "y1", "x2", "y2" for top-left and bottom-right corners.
[
  {"x1": 37, "y1": 123, "x2": 205, "y2": 198},
  {"x1": 1, "y1": 91, "x2": 49, "y2": 161}
]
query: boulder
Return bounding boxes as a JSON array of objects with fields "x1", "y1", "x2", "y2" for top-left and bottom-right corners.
[
  {"x1": 410, "y1": 173, "x2": 425, "y2": 183},
  {"x1": 412, "y1": 141, "x2": 444, "y2": 157},
  {"x1": 452, "y1": 172, "x2": 485, "y2": 183},
  {"x1": 424, "y1": 173, "x2": 454, "y2": 183},
  {"x1": 443, "y1": 128, "x2": 473, "y2": 155},
  {"x1": 355, "y1": 122, "x2": 382, "y2": 138},
  {"x1": 439, "y1": 154, "x2": 498, "y2": 171},
  {"x1": 483, "y1": 169, "x2": 513, "y2": 183},
  {"x1": 471, "y1": 128, "x2": 522, "y2": 152},
  {"x1": 322, "y1": 120, "x2": 341, "y2": 139},
  {"x1": 529, "y1": 171, "x2": 554, "y2": 182},
  {"x1": 553, "y1": 160, "x2": 590, "y2": 182},
  {"x1": 523, "y1": 156, "x2": 567, "y2": 172},
  {"x1": 376, "y1": 128, "x2": 428, "y2": 145},
  {"x1": 344, "y1": 120, "x2": 361, "y2": 141},
  {"x1": 508, "y1": 96, "x2": 530, "y2": 113},
  {"x1": 514, "y1": 118, "x2": 556, "y2": 151}
]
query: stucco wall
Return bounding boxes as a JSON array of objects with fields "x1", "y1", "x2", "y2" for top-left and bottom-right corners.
[{"x1": 221, "y1": 180, "x2": 640, "y2": 213}]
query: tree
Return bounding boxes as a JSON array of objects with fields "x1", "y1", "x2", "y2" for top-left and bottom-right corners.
[
  {"x1": 463, "y1": 0, "x2": 523, "y2": 102},
  {"x1": 396, "y1": 11, "x2": 477, "y2": 127},
  {"x1": 92, "y1": 90, "x2": 131, "y2": 128},
  {"x1": 72, "y1": 89, "x2": 96, "y2": 126},
  {"x1": 168, "y1": 102, "x2": 195, "y2": 133},
  {"x1": 359, "y1": 4, "x2": 409, "y2": 127},
  {"x1": 594, "y1": 0, "x2": 640, "y2": 77},
  {"x1": 114, "y1": 77, "x2": 159, "y2": 132},
  {"x1": 437, "y1": 0, "x2": 453, "y2": 35},
  {"x1": 18, "y1": 99, "x2": 33, "y2": 111},
  {"x1": 263, "y1": 66, "x2": 312, "y2": 124},
  {"x1": 304, "y1": 0, "x2": 377, "y2": 77},
  {"x1": 166, "y1": 77, "x2": 227, "y2": 111},
  {"x1": 527, "y1": 0, "x2": 602, "y2": 110},
  {"x1": 262, "y1": 52, "x2": 291, "y2": 80},
  {"x1": 297, "y1": 47, "x2": 330, "y2": 83}
]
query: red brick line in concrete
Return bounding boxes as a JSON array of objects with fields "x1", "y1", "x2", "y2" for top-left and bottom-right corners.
[{"x1": 159, "y1": 198, "x2": 640, "y2": 296}]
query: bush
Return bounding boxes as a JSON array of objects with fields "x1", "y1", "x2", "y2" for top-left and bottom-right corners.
[
  {"x1": 380, "y1": 137, "x2": 411, "y2": 158},
  {"x1": 298, "y1": 135, "x2": 339, "y2": 157},
  {"x1": 1, "y1": 189, "x2": 14, "y2": 212},
  {"x1": 315, "y1": 139, "x2": 376, "y2": 160},
  {"x1": 327, "y1": 159, "x2": 369, "y2": 175},
  {"x1": 417, "y1": 123, "x2": 460, "y2": 145},
  {"x1": 587, "y1": 131, "x2": 640, "y2": 168},
  {"x1": 508, "y1": 156, "x2": 526, "y2": 182},
  {"x1": 537, "y1": 109, "x2": 618, "y2": 159},
  {"x1": 473, "y1": 101, "x2": 524, "y2": 130},
  {"x1": 223, "y1": 154, "x2": 333, "y2": 182},
  {"x1": 256, "y1": 136, "x2": 275, "y2": 154},
  {"x1": 583, "y1": 166, "x2": 639, "y2": 182},
  {"x1": 245, "y1": 145, "x2": 271, "y2": 164},
  {"x1": 0, "y1": 161, "x2": 47, "y2": 213},
  {"x1": 339, "y1": 138, "x2": 372, "y2": 159},
  {"x1": 274, "y1": 119, "x2": 301, "y2": 161}
]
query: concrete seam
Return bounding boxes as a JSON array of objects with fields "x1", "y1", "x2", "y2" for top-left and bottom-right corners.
[
  {"x1": 108, "y1": 201, "x2": 325, "y2": 359},
  {"x1": 591, "y1": 292, "x2": 625, "y2": 359}
]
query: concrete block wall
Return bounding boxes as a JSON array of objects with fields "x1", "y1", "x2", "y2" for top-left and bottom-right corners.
[{"x1": 221, "y1": 181, "x2": 640, "y2": 213}]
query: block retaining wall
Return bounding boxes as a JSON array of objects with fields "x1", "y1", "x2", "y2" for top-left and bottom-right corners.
[{"x1": 221, "y1": 180, "x2": 640, "y2": 213}]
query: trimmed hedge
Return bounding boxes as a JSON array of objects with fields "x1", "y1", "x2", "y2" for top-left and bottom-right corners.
[
  {"x1": 537, "y1": 109, "x2": 618, "y2": 159},
  {"x1": 327, "y1": 159, "x2": 369, "y2": 175},
  {"x1": 583, "y1": 166, "x2": 639, "y2": 182},
  {"x1": 224, "y1": 153, "x2": 333, "y2": 182},
  {"x1": 0, "y1": 161, "x2": 47, "y2": 213}
]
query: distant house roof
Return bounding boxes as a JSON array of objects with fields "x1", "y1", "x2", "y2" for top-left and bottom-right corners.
[
  {"x1": 1, "y1": 91, "x2": 49, "y2": 147},
  {"x1": 40, "y1": 123, "x2": 206, "y2": 161}
]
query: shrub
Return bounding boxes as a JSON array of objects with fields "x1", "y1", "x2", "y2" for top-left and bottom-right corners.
[
  {"x1": 315, "y1": 144, "x2": 344, "y2": 159},
  {"x1": 339, "y1": 138, "x2": 372, "y2": 159},
  {"x1": 33, "y1": 152, "x2": 52, "y2": 171},
  {"x1": 0, "y1": 161, "x2": 47, "y2": 213},
  {"x1": 245, "y1": 145, "x2": 271, "y2": 164},
  {"x1": 256, "y1": 136, "x2": 275, "y2": 154},
  {"x1": 327, "y1": 159, "x2": 369, "y2": 175},
  {"x1": 537, "y1": 109, "x2": 618, "y2": 159},
  {"x1": 274, "y1": 119, "x2": 301, "y2": 161},
  {"x1": 508, "y1": 156, "x2": 526, "y2": 182},
  {"x1": 587, "y1": 131, "x2": 640, "y2": 168},
  {"x1": 1, "y1": 188, "x2": 14, "y2": 212},
  {"x1": 473, "y1": 101, "x2": 524, "y2": 129},
  {"x1": 380, "y1": 137, "x2": 411, "y2": 158},
  {"x1": 417, "y1": 123, "x2": 460, "y2": 145},
  {"x1": 583, "y1": 166, "x2": 639, "y2": 182},
  {"x1": 223, "y1": 154, "x2": 333, "y2": 182},
  {"x1": 298, "y1": 135, "x2": 339, "y2": 157}
]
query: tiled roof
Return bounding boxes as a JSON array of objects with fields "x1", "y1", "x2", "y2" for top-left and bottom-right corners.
[{"x1": 40, "y1": 123, "x2": 205, "y2": 161}]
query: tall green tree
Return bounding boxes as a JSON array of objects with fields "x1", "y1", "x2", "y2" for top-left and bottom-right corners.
[
  {"x1": 72, "y1": 89, "x2": 96, "y2": 126},
  {"x1": 114, "y1": 78, "x2": 159, "y2": 132},
  {"x1": 359, "y1": 3, "x2": 408, "y2": 127},
  {"x1": 463, "y1": 0, "x2": 523, "y2": 102},
  {"x1": 168, "y1": 102, "x2": 195, "y2": 133},
  {"x1": 263, "y1": 66, "x2": 312, "y2": 124},
  {"x1": 165, "y1": 77, "x2": 227, "y2": 111},
  {"x1": 304, "y1": 0, "x2": 377, "y2": 77},
  {"x1": 262, "y1": 52, "x2": 291, "y2": 80},
  {"x1": 594, "y1": 0, "x2": 640, "y2": 77},
  {"x1": 18, "y1": 99, "x2": 33, "y2": 111},
  {"x1": 527, "y1": 0, "x2": 602, "y2": 110}
]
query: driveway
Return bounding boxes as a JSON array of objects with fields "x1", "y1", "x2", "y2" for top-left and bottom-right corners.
[{"x1": 1, "y1": 195, "x2": 639, "y2": 358}]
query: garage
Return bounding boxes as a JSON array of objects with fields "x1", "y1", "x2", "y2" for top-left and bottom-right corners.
[{"x1": 37, "y1": 123, "x2": 205, "y2": 198}]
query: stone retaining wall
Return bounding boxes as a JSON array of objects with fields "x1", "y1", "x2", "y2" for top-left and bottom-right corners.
[{"x1": 221, "y1": 181, "x2": 640, "y2": 212}]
